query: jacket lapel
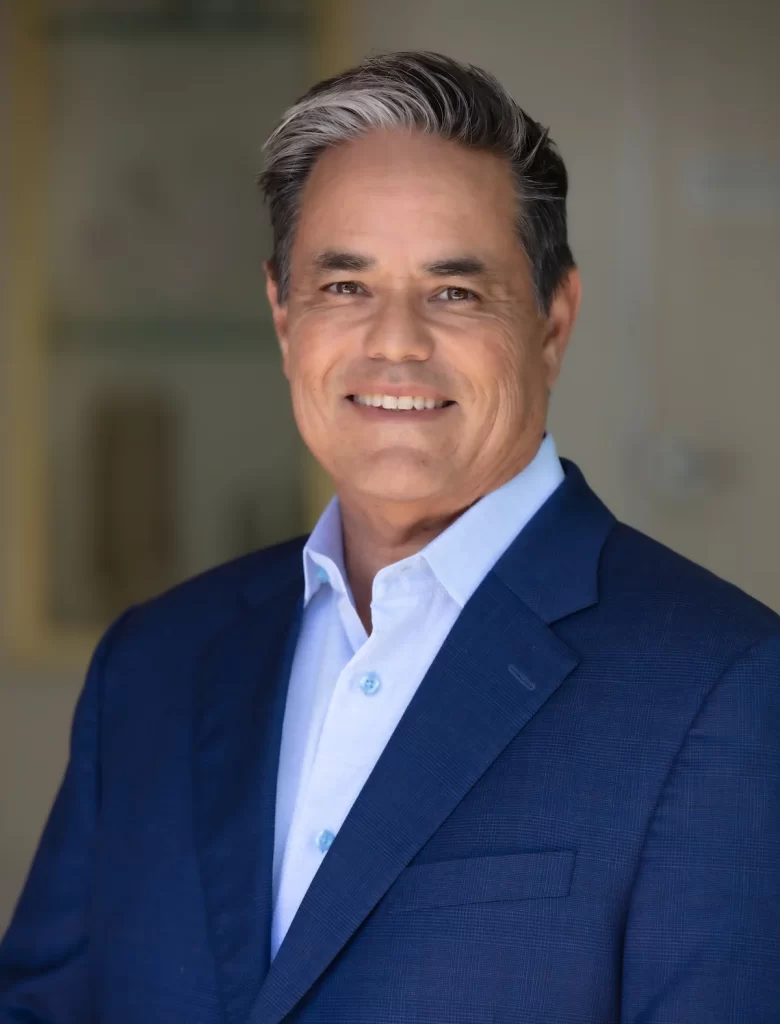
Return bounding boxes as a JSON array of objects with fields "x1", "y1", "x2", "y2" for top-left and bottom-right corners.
[
  {"x1": 248, "y1": 462, "x2": 615, "y2": 1024},
  {"x1": 194, "y1": 563, "x2": 304, "y2": 1024}
]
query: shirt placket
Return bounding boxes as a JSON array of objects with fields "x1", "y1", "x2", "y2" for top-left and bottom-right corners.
[{"x1": 276, "y1": 571, "x2": 427, "y2": 912}]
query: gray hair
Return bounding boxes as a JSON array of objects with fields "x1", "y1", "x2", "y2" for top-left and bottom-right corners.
[{"x1": 259, "y1": 51, "x2": 575, "y2": 313}]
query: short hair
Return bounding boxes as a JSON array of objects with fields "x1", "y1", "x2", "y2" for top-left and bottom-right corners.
[{"x1": 259, "y1": 51, "x2": 575, "y2": 313}]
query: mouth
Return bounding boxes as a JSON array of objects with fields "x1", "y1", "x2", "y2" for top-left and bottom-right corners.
[{"x1": 346, "y1": 393, "x2": 457, "y2": 412}]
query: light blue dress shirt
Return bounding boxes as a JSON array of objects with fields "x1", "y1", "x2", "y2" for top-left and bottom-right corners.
[{"x1": 270, "y1": 433, "x2": 564, "y2": 959}]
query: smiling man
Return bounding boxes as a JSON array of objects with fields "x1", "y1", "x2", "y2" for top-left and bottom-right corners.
[{"x1": 1, "y1": 51, "x2": 779, "y2": 1024}]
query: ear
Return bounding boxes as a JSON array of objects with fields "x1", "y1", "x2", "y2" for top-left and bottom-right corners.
[
  {"x1": 265, "y1": 260, "x2": 290, "y2": 378},
  {"x1": 540, "y1": 267, "x2": 581, "y2": 388}
]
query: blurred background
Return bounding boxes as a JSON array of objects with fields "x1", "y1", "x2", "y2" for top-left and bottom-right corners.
[{"x1": 1, "y1": 0, "x2": 778, "y2": 928}]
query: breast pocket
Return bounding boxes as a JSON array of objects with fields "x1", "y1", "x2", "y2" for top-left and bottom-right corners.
[{"x1": 382, "y1": 849, "x2": 576, "y2": 913}]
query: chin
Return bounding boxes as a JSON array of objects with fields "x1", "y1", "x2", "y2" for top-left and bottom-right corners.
[
  {"x1": 341, "y1": 466, "x2": 445, "y2": 505},
  {"x1": 368, "y1": 485, "x2": 438, "y2": 505}
]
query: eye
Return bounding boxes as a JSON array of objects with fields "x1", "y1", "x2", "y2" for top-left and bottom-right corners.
[
  {"x1": 432, "y1": 286, "x2": 479, "y2": 302},
  {"x1": 324, "y1": 281, "x2": 367, "y2": 296}
]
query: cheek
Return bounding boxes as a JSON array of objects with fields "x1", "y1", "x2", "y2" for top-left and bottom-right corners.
[
  {"x1": 287, "y1": 320, "x2": 335, "y2": 385},
  {"x1": 285, "y1": 326, "x2": 345, "y2": 430},
  {"x1": 454, "y1": 329, "x2": 547, "y2": 441},
  {"x1": 457, "y1": 329, "x2": 528, "y2": 406}
]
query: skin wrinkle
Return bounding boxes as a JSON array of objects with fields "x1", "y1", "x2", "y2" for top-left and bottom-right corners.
[{"x1": 266, "y1": 128, "x2": 580, "y2": 632}]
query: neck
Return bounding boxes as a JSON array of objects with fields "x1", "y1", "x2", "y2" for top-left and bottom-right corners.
[
  {"x1": 333, "y1": 434, "x2": 548, "y2": 631},
  {"x1": 338, "y1": 493, "x2": 467, "y2": 632}
]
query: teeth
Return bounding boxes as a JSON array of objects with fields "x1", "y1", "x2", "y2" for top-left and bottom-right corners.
[{"x1": 353, "y1": 394, "x2": 448, "y2": 410}]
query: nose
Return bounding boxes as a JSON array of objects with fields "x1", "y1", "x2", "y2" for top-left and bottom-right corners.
[{"x1": 363, "y1": 294, "x2": 434, "y2": 363}]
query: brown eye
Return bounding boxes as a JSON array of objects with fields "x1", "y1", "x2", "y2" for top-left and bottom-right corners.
[
  {"x1": 434, "y1": 286, "x2": 477, "y2": 302},
  {"x1": 325, "y1": 281, "x2": 364, "y2": 295}
]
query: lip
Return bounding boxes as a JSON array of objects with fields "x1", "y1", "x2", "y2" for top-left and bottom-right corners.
[{"x1": 344, "y1": 396, "x2": 456, "y2": 421}]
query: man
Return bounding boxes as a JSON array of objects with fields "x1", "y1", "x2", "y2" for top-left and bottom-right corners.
[{"x1": 1, "y1": 51, "x2": 778, "y2": 1024}]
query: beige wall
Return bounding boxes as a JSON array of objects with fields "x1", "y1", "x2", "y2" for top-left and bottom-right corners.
[{"x1": 2, "y1": 0, "x2": 779, "y2": 930}]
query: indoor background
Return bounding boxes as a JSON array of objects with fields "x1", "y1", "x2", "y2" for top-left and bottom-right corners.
[{"x1": 1, "y1": 0, "x2": 778, "y2": 929}]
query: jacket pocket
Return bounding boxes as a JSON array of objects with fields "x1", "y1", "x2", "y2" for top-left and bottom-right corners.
[{"x1": 383, "y1": 848, "x2": 576, "y2": 913}]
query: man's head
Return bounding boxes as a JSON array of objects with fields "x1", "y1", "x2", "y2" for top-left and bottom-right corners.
[{"x1": 259, "y1": 51, "x2": 581, "y2": 516}]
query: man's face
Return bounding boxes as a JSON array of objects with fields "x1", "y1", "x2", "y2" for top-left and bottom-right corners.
[{"x1": 266, "y1": 129, "x2": 580, "y2": 513}]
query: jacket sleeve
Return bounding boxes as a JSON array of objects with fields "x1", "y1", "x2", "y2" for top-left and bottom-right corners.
[
  {"x1": 621, "y1": 632, "x2": 780, "y2": 1023},
  {"x1": 0, "y1": 611, "x2": 133, "y2": 1023}
]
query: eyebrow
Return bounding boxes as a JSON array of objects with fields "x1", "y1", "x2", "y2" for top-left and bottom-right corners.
[
  {"x1": 421, "y1": 256, "x2": 488, "y2": 277},
  {"x1": 312, "y1": 250, "x2": 376, "y2": 273},
  {"x1": 312, "y1": 250, "x2": 490, "y2": 278}
]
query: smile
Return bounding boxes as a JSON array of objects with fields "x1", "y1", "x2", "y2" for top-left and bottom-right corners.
[{"x1": 347, "y1": 394, "x2": 456, "y2": 410}]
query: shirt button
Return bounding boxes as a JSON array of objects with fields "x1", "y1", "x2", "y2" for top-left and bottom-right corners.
[
  {"x1": 359, "y1": 672, "x2": 381, "y2": 696},
  {"x1": 316, "y1": 829, "x2": 336, "y2": 853},
  {"x1": 316, "y1": 565, "x2": 329, "y2": 584}
]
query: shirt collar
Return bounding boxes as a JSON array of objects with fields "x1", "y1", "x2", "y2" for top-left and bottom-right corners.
[
  {"x1": 302, "y1": 492, "x2": 346, "y2": 606},
  {"x1": 302, "y1": 434, "x2": 564, "y2": 609},
  {"x1": 421, "y1": 433, "x2": 563, "y2": 607}
]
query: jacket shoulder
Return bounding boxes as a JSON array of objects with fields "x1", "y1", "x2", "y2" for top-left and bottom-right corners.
[
  {"x1": 600, "y1": 521, "x2": 780, "y2": 648},
  {"x1": 99, "y1": 534, "x2": 306, "y2": 668}
]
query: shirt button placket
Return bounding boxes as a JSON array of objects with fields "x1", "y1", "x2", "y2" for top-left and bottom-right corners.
[
  {"x1": 316, "y1": 829, "x2": 336, "y2": 853},
  {"x1": 359, "y1": 672, "x2": 381, "y2": 696}
]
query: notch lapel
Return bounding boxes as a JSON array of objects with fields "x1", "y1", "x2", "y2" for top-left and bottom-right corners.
[
  {"x1": 194, "y1": 576, "x2": 304, "y2": 1024},
  {"x1": 249, "y1": 578, "x2": 579, "y2": 1024}
]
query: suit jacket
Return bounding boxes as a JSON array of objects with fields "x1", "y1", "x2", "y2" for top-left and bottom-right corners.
[{"x1": 1, "y1": 460, "x2": 779, "y2": 1024}]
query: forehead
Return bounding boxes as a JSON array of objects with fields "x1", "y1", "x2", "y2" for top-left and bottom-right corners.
[{"x1": 293, "y1": 129, "x2": 520, "y2": 261}]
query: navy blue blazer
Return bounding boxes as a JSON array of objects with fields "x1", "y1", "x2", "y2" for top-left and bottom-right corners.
[{"x1": 1, "y1": 460, "x2": 779, "y2": 1023}]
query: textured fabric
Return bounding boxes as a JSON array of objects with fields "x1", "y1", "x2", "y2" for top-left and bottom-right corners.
[
  {"x1": 0, "y1": 459, "x2": 778, "y2": 1024},
  {"x1": 272, "y1": 434, "x2": 564, "y2": 958}
]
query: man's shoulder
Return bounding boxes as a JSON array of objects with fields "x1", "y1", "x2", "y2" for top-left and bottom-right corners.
[
  {"x1": 100, "y1": 535, "x2": 307, "y2": 669},
  {"x1": 147, "y1": 532, "x2": 306, "y2": 612},
  {"x1": 599, "y1": 520, "x2": 780, "y2": 650}
]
